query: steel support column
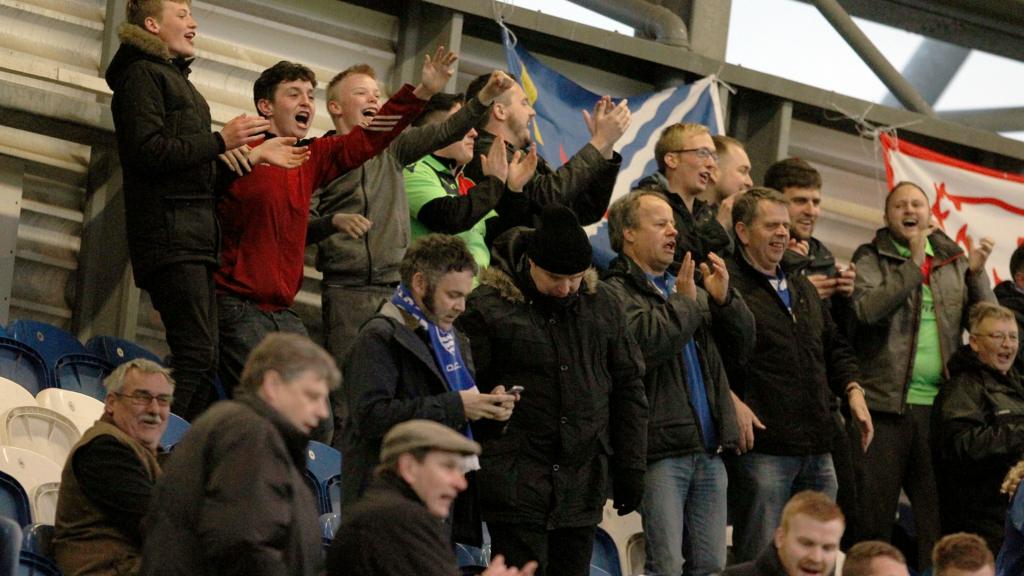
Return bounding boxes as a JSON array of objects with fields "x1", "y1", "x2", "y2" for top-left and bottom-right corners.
[
  {"x1": 0, "y1": 157, "x2": 23, "y2": 326},
  {"x1": 392, "y1": 1, "x2": 463, "y2": 93},
  {"x1": 810, "y1": 0, "x2": 934, "y2": 115},
  {"x1": 881, "y1": 39, "x2": 969, "y2": 108}
]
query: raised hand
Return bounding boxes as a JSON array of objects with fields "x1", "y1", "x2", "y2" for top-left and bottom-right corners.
[
  {"x1": 249, "y1": 137, "x2": 310, "y2": 169},
  {"x1": 700, "y1": 252, "x2": 729, "y2": 305},
  {"x1": 583, "y1": 96, "x2": 630, "y2": 158},
  {"x1": 507, "y1": 146, "x2": 538, "y2": 193},
  {"x1": 331, "y1": 213, "x2": 372, "y2": 239},
  {"x1": 908, "y1": 224, "x2": 935, "y2": 266},
  {"x1": 674, "y1": 252, "x2": 697, "y2": 301},
  {"x1": 480, "y1": 134, "x2": 509, "y2": 183},
  {"x1": 477, "y1": 70, "x2": 516, "y2": 105},
  {"x1": 219, "y1": 146, "x2": 252, "y2": 176},
  {"x1": 968, "y1": 236, "x2": 995, "y2": 274},
  {"x1": 413, "y1": 45, "x2": 458, "y2": 99},
  {"x1": 220, "y1": 114, "x2": 270, "y2": 150}
]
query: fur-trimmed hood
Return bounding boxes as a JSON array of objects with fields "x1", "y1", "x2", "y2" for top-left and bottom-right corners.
[
  {"x1": 478, "y1": 226, "x2": 598, "y2": 304},
  {"x1": 105, "y1": 22, "x2": 189, "y2": 91}
]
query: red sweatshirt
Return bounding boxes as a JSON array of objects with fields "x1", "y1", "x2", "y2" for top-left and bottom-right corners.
[{"x1": 215, "y1": 84, "x2": 425, "y2": 311}]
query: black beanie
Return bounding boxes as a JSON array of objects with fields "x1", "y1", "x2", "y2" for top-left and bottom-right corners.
[{"x1": 527, "y1": 204, "x2": 592, "y2": 274}]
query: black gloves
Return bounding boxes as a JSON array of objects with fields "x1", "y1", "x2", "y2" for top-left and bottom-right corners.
[{"x1": 612, "y1": 471, "x2": 645, "y2": 516}]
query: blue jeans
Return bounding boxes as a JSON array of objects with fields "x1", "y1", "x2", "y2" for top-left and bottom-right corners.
[
  {"x1": 642, "y1": 453, "x2": 728, "y2": 576},
  {"x1": 726, "y1": 452, "x2": 837, "y2": 563}
]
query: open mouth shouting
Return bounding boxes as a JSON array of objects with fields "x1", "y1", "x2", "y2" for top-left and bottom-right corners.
[
  {"x1": 359, "y1": 106, "x2": 379, "y2": 127},
  {"x1": 294, "y1": 111, "x2": 311, "y2": 131}
]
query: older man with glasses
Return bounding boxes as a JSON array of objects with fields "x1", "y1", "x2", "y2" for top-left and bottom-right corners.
[
  {"x1": 53, "y1": 358, "x2": 174, "y2": 576},
  {"x1": 934, "y1": 302, "x2": 1024, "y2": 554}
]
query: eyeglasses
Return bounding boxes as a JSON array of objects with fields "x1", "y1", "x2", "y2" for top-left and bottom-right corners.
[
  {"x1": 672, "y1": 147, "x2": 719, "y2": 162},
  {"x1": 114, "y1": 391, "x2": 174, "y2": 407},
  {"x1": 973, "y1": 332, "x2": 1020, "y2": 344}
]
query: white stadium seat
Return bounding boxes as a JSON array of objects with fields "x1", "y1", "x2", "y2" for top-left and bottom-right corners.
[
  {"x1": 36, "y1": 388, "x2": 105, "y2": 436},
  {"x1": 0, "y1": 406, "x2": 80, "y2": 467}
]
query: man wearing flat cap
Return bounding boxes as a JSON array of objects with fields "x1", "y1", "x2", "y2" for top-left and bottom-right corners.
[
  {"x1": 456, "y1": 204, "x2": 649, "y2": 576},
  {"x1": 326, "y1": 420, "x2": 537, "y2": 576}
]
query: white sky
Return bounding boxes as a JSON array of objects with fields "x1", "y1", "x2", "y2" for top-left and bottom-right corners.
[{"x1": 502, "y1": 0, "x2": 1024, "y2": 142}]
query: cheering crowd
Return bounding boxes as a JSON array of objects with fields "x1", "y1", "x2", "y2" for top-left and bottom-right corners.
[{"x1": 47, "y1": 1, "x2": 1024, "y2": 575}]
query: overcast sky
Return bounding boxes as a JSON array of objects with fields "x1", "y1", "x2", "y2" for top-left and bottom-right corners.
[{"x1": 506, "y1": 0, "x2": 1024, "y2": 142}]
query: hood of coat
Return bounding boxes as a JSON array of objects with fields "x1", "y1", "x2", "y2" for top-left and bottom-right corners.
[
  {"x1": 106, "y1": 22, "x2": 190, "y2": 91},
  {"x1": 480, "y1": 226, "x2": 598, "y2": 304}
]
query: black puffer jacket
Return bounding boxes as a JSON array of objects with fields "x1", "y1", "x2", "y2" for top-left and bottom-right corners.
[
  {"x1": 105, "y1": 23, "x2": 225, "y2": 286},
  {"x1": 456, "y1": 228, "x2": 648, "y2": 527},
  {"x1": 933, "y1": 345, "x2": 1024, "y2": 552},
  {"x1": 603, "y1": 255, "x2": 751, "y2": 460},
  {"x1": 464, "y1": 130, "x2": 621, "y2": 241},
  {"x1": 723, "y1": 248, "x2": 860, "y2": 456},
  {"x1": 995, "y1": 280, "x2": 1024, "y2": 375},
  {"x1": 636, "y1": 171, "x2": 733, "y2": 271}
]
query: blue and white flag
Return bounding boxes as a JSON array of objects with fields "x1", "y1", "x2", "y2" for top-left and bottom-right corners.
[{"x1": 501, "y1": 28, "x2": 725, "y2": 267}]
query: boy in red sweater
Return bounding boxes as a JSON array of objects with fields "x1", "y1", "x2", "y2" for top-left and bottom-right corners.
[{"x1": 214, "y1": 48, "x2": 457, "y2": 407}]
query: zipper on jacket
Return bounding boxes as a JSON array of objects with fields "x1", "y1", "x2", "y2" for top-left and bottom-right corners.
[{"x1": 899, "y1": 280, "x2": 923, "y2": 415}]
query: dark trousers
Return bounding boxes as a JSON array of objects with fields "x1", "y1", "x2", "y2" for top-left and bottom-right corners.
[
  {"x1": 145, "y1": 262, "x2": 217, "y2": 422},
  {"x1": 486, "y1": 522, "x2": 596, "y2": 576},
  {"x1": 321, "y1": 284, "x2": 393, "y2": 449},
  {"x1": 853, "y1": 405, "x2": 940, "y2": 571},
  {"x1": 832, "y1": 409, "x2": 860, "y2": 550}
]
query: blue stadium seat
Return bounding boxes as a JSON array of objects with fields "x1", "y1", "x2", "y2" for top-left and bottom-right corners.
[
  {"x1": 84, "y1": 336, "x2": 162, "y2": 367},
  {"x1": 159, "y1": 414, "x2": 190, "y2": 451},
  {"x1": 456, "y1": 543, "x2": 487, "y2": 569},
  {"x1": 306, "y1": 441, "x2": 342, "y2": 514},
  {"x1": 0, "y1": 339, "x2": 47, "y2": 396},
  {"x1": 17, "y1": 550, "x2": 60, "y2": 576},
  {"x1": 319, "y1": 511, "x2": 341, "y2": 554},
  {"x1": 0, "y1": 472, "x2": 31, "y2": 527},
  {"x1": 8, "y1": 321, "x2": 87, "y2": 388},
  {"x1": 0, "y1": 517, "x2": 20, "y2": 576},
  {"x1": 20, "y1": 524, "x2": 52, "y2": 560},
  {"x1": 591, "y1": 527, "x2": 622, "y2": 576},
  {"x1": 53, "y1": 354, "x2": 113, "y2": 401}
]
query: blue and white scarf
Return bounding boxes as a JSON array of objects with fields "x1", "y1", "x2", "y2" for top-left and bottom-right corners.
[{"x1": 391, "y1": 283, "x2": 480, "y2": 470}]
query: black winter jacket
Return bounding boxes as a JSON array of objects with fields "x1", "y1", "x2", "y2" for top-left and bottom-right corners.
[
  {"x1": 724, "y1": 248, "x2": 860, "y2": 455},
  {"x1": 105, "y1": 23, "x2": 225, "y2": 286},
  {"x1": 464, "y1": 130, "x2": 621, "y2": 241},
  {"x1": 140, "y1": 394, "x2": 320, "y2": 576},
  {"x1": 603, "y1": 255, "x2": 751, "y2": 460},
  {"x1": 340, "y1": 302, "x2": 469, "y2": 508},
  {"x1": 721, "y1": 545, "x2": 788, "y2": 576},
  {"x1": 933, "y1": 345, "x2": 1024, "y2": 552},
  {"x1": 995, "y1": 280, "x2": 1024, "y2": 375},
  {"x1": 326, "y1": 472, "x2": 460, "y2": 576},
  {"x1": 456, "y1": 228, "x2": 648, "y2": 527},
  {"x1": 636, "y1": 171, "x2": 733, "y2": 272}
]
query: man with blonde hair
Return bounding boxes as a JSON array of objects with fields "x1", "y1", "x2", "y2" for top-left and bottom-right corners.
[
  {"x1": 637, "y1": 122, "x2": 732, "y2": 272},
  {"x1": 54, "y1": 359, "x2": 174, "y2": 576},
  {"x1": 142, "y1": 333, "x2": 339, "y2": 576},
  {"x1": 724, "y1": 491, "x2": 846, "y2": 576},
  {"x1": 933, "y1": 533, "x2": 995, "y2": 576},
  {"x1": 306, "y1": 64, "x2": 513, "y2": 446}
]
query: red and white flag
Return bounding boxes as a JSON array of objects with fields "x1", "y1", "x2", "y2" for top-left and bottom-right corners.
[{"x1": 881, "y1": 132, "x2": 1024, "y2": 285}]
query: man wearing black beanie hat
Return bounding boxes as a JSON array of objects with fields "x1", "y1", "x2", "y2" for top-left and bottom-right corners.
[{"x1": 456, "y1": 204, "x2": 649, "y2": 576}]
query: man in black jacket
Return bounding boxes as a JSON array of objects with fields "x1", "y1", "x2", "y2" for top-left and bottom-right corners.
[
  {"x1": 328, "y1": 420, "x2": 537, "y2": 576},
  {"x1": 457, "y1": 205, "x2": 648, "y2": 576},
  {"x1": 723, "y1": 491, "x2": 846, "y2": 576},
  {"x1": 341, "y1": 235, "x2": 515, "y2": 517},
  {"x1": 604, "y1": 189, "x2": 752, "y2": 575},
  {"x1": 724, "y1": 188, "x2": 873, "y2": 563},
  {"x1": 462, "y1": 72, "x2": 628, "y2": 240},
  {"x1": 104, "y1": 0, "x2": 302, "y2": 420},
  {"x1": 141, "y1": 333, "x2": 337, "y2": 576}
]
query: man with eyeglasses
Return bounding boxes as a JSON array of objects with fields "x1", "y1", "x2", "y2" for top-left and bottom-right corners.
[
  {"x1": 54, "y1": 358, "x2": 174, "y2": 576},
  {"x1": 636, "y1": 123, "x2": 733, "y2": 274},
  {"x1": 934, "y1": 302, "x2": 1024, "y2": 554}
]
